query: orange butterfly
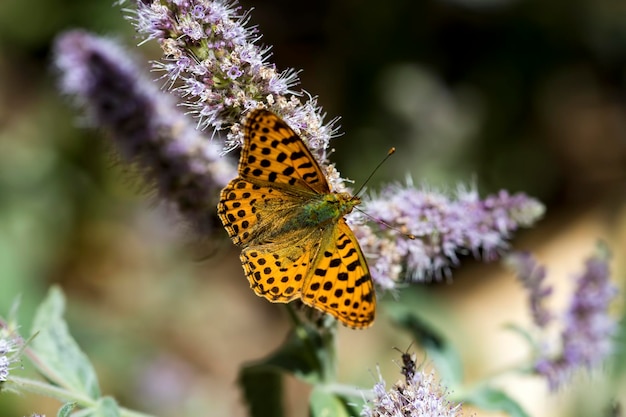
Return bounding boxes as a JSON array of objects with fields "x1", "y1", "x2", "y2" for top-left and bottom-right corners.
[{"x1": 218, "y1": 109, "x2": 375, "y2": 328}]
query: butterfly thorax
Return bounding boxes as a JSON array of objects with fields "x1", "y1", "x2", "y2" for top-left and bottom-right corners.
[{"x1": 286, "y1": 192, "x2": 359, "y2": 230}]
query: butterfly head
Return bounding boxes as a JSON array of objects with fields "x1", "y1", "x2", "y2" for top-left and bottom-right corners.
[{"x1": 333, "y1": 192, "x2": 360, "y2": 216}]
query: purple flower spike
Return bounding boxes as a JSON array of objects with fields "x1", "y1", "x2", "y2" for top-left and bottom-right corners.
[
  {"x1": 532, "y1": 251, "x2": 618, "y2": 390},
  {"x1": 506, "y1": 251, "x2": 553, "y2": 327},
  {"x1": 355, "y1": 182, "x2": 544, "y2": 285},
  {"x1": 54, "y1": 30, "x2": 237, "y2": 233},
  {"x1": 125, "y1": 0, "x2": 339, "y2": 174}
]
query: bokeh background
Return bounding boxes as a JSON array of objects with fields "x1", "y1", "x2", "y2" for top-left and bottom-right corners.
[{"x1": 1, "y1": 0, "x2": 626, "y2": 416}]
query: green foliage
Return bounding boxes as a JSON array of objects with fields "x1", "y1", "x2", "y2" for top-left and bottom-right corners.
[
  {"x1": 238, "y1": 321, "x2": 337, "y2": 417},
  {"x1": 30, "y1": 286, "x2": 101, "y2": 400},
  {"x1": 1, "y1": 288, "x2": 150, "y2": 417},
  {"x1": 92, "y1": 397, "x2": 121, "y2": 417},
  {"x1": 462, "y1": 386, "x2": 530, "y2": 417},
  {"x1": 57, "y1": 403, "x2": 77, "y2": 417},
  {"x1": 309, "y1": 387, "x2": 361, "y2": 417}
]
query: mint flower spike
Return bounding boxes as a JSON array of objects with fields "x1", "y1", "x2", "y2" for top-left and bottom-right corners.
[
  {"x1": 0, "y1": 343, "x2": 14, "y2": 382},
  {"x1": 535, "y1": 250, "x2": 619, "y2": 391},
  {"x1": 124, "y1": 0, "x2": 344, "y2": 189},
  {"x1": 361, "y1": 352, "x2": 463, "y2": 417},
  {"x1": 0, "y1": 323, "x2": 22, "y2": 384},
  {"x1": 54, "y1": 30, "x2": 237, "y2": 233},
  {"x1": 506, "y1": 251, "x2": 553, "y2": 327},
  {"x1": 355, "y1": 182, "x2": 545, "y2": 286}
]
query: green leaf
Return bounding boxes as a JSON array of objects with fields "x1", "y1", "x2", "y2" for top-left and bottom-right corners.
[
  {"x1": 29, "y1": 286, "x2": 101, "y2": 399},
  {"x1": 385, "y1": 299, "x2": 463, "y2": 386},
  {"x1": 239, "y1": 323, "x2": 329, "y2": 417},
  {"x1": 57, "y1": 397, "x2": 121, "y2": 417},
  {"x1": 310, "y1": 387, "x2": 357, "y2": 417},
  {"x1": 245, "y1": 322, "x2": 326, "y2": 382},
  {"x1": 93, "y1": 397, "x2": 121, "y2": 417},
  {"x1": 57, "y1": 402, "x2": 76, "y2": 417},
  {"x1": 462, "y1": 386, "x2": 530, "y2": 417}
]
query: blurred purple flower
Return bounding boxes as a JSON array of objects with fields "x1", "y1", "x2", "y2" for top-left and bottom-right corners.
[
  {"x1": 506, "y1": 251, "x2": 553, "y2": 327},
  {"x1": 362, "y1": 351, "x2": 463, "y2": 417},
  {"x1": 53, "y1": 30, "x2": 236, "y2": 233},
  {"x1": 356, "y1": 182, "x2": 545, "y2": 285},
  {"x1": 534, "y1": 252, "x2": 618, "y2": 390}
]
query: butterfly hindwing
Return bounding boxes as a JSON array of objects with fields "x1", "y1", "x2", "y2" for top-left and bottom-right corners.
[
  {"x1": 240, "y1": 240, "x2": 318, "y2": 303},
  {"x1": 301, "y1": 220, "x2": 375, "y2": 329},
  {"x1": 240, "y1": 110, "x2": 330, "y2": 194}
]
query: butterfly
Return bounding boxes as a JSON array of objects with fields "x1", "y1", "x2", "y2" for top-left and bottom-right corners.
[{"x1": 217, "y1": 109, "x2": 375, "y2": 328}]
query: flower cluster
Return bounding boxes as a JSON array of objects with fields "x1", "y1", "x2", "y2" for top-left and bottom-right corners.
[
  {"x1": 507, "y1": 250, "x2": 619, "y2": 390},
  {"x1": 357, "y1": 182, "x2": 545, "y2": 285},
  {"x1": 0, "y1": 324, "x2": 21, "y2": 384},
  {"x1": 54, "y1": 30, "x2": 237, "y2": 234},
  {"x1": 361, "y1": 351, "x2": 463, "y2": 417},
  {"x1": 125, "y1": 0, "x2": 341, "y2": 181}
]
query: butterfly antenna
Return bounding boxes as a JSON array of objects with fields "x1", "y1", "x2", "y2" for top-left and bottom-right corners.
[
  {"x1": 353, "y1": 147, "x2": 396, "y2": 198},
  {"x1": 354, "y1": 206, "x2": 416, "y2": 240},
  {"x1": 350, "y1": 147, "x2": 415, "y2": 240}
]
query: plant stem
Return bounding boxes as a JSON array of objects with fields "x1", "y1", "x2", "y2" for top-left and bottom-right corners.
[{"x1": 8, "y1": 376, "x2": 156, "y2": 417}]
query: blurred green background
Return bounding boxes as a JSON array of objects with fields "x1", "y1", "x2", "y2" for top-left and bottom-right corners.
[{"x1": 1, "y1": 0, "x2": 625, "y2": 416}]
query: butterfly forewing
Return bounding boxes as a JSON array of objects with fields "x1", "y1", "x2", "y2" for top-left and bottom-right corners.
[
  {"x1": 240, "y1": 110, "x2": 330, "y2": 194},
  {"x1": 218, "y1": 178, "x2": 302, "y2": 246}
]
